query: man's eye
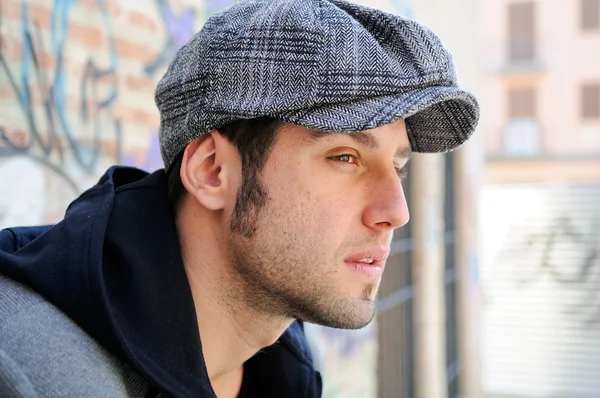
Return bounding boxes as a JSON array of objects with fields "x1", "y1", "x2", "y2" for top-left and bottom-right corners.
[{"x1": 331, "y1": 154, "x2": 358, "y2": 164}]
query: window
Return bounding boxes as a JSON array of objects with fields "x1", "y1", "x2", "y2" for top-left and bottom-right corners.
[
  {"x1": 581, "y1": 0, "x2": 600, "y2": 30},
  {"x1": 508, "y1": 87, "x2": 537, "y2": 118},
  {"x1": 581, "y1": 84, "x2": 600, "y2": 119},
  {"x1": 504, "y1": 87, "x2": 541, "y2": 156},
  {"x1": 508, "y1": 2, "x2": 536, "y2": 63}
]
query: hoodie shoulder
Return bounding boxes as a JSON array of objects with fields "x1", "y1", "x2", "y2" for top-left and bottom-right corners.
[{"x1": 0, "y1": 226, "x2": 54, "y2": 254}]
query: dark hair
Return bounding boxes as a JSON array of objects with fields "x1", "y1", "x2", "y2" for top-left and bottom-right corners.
[{"x1": 167, "y1": 117, "x2": 284, "y2": 237}]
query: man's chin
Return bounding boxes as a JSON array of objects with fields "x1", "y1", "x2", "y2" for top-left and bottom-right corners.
[
  {"x1": 321, "y1": 315, "x2": 375, "y2": 330},
  {"x1": 302, "y1": 301, "x2": 376, "y2": 330}
]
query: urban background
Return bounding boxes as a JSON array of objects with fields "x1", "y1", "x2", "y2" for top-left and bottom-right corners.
[{"x1": 0, "y1": 0, "x2": 599, "y2": 397}]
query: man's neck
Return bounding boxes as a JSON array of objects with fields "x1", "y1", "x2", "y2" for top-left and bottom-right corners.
[{"x1": 177, "y1": 207, "x2": 292, "y2": 395}]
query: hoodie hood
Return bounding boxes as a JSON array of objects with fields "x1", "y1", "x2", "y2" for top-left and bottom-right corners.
[{"x1": 0, "y1": 166, "x2": 320, "y2": 397}]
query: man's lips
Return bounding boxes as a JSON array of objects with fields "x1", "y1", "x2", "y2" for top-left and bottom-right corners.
[
  {"x1": 344, "y1": 246, "x2": 390, "y2": 279},
  {"x1": 344, "y1": 246, "x2": 390, "y2": 264}
]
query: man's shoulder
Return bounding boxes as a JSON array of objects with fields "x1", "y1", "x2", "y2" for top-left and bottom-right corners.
[{"x1": 0, "y1": 273, "x2": 153, "y2": 397}]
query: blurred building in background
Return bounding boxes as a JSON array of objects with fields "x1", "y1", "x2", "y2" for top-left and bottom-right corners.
[
  {"x1": 482, "y1": 0, "x2": 600, "y2": 166},
  {"x1": 479, "y1": 0, "x2": 600, "y2": 397}
]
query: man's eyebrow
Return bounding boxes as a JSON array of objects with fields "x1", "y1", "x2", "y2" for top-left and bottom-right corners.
[
  {"x1": 348, "y1": 131, "x2": 379, "y2": 149},
  {"x1": 306, "y1": 129, "x2": 412, "y2": 158},
  {"x1": 306, "y1": 130, "x2": 380, "y2": 148}
]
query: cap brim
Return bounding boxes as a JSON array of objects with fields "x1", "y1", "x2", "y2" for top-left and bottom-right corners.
[{"x1": 275, "y1": 86, "x2": 480, "y2": 153}]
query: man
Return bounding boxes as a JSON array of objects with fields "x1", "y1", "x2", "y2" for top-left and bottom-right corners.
[{"x1": 0, "y1": 0, "x2": 479, "y2": 396}]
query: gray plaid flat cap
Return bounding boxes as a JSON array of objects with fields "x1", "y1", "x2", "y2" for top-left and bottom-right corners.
[{"x1": 156, "y1": 0, "x2": 480, "y2": 170}]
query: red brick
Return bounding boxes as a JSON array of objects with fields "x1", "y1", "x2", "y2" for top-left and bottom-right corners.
[
  {"x1": 101, "y1": 139, "x2": 118, "y2": 159},
  {"x1": 79, "y1": 0, "x2": 97, "y2": 9},
  {"x1": 9, "y1": 37, "x2": 23, "y2": 61},
  {"x1": 0, "y1": 36, "x2": 21, "y2": 61},
  {"x1": 115, "y1": 38, "x2": 153, "y2": 61},
  {"x1": 0, "y1": 84, "x2": 16, "y2": 101},
  {"x1": 35, "y1": 51, "x2": 55, "y2": 69},
  {"x1": 128, "y1": 10, "x2": 157, "y2": 31},
  {"x1": 79, "y1": 0, "x2": 120, "y2": 16},
  {"x1": 0, "y1": 129, "x2": 30, "y2": 147},
  {"x1": 28, "y1": 4, "x2": 51, "y2": 29},
  {"x1": 95, "y1": 73, "x2": 117, "y2": 85},
  {"x1": 12, "y1": 86, "x2": 48, "y2": 107},
  {"x1": 80, "y1": 73, "x2": 119, "y2": 94},
  {"x1": 27, "y1": 85, "x2": 43, "y2": 106},
  {"x1": 69, "y1": 23, "x2": 103, "y2": 48},
  {"x1": 114, "y1": 104, "x2": 159, "y2": 126},
  {"x1": 126, "y1": 75, "x2": 154, "y2": 91},
  {"x1": 106, "y1": 1, "x2": 121, "y2": 17},
  {"x1": 0, "y1": 0, "x2": 21, "y2": 20}
]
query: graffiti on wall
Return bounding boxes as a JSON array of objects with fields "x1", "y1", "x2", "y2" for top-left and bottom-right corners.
[
  {"x1": 144, "y1": 0, "x2": 197, "y2": 77},
  {"x1": 0, "y1": 0, "x2": 120, "y2": 192},
  {"x1": 481, "y1": 184, "x2": 600, "y2": 398},
  {"x1": 499, "y1": 213, "x2": 600, "y2": 324},
  {"x1": 0, "y1": 0, "x2": 217, "y2": 226}
]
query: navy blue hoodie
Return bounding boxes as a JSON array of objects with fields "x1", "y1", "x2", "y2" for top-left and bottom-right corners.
[{"x1": 0, "y1": 166, "x2": 322, "y2": 397}]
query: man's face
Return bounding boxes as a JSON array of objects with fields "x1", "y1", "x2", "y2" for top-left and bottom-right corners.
[{"x1": 226, "y1": 120, "x2": 411, "y2": 329}]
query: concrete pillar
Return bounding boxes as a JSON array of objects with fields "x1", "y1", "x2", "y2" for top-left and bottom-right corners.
[
  {"x1": 411, "y1": 153, "x2": 448, "y2": 398},
  {"x1": 412, "y1": 0, "x2": 485, "y2": 396}
]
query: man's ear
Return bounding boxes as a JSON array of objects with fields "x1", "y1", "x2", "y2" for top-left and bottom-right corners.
[{"x1": 180, "y1": 131, "x2": 239, "y2": 211}]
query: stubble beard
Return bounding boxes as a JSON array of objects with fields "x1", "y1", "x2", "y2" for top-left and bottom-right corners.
[{"x1": 226, "y1": 186, "x2": 378, "y2": 330}]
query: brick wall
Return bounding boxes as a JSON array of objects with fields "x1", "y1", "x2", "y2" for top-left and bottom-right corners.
[{"x1": 0, "y1": 0, "x2": 232, "y2": 226}]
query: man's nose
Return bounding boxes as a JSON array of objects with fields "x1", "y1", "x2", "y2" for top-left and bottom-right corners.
[{"x1": 362, "y1": 172, "x2": 410, "y2": 232}]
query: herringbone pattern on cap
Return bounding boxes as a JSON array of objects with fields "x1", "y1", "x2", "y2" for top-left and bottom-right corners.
[{"x1": 155, "y1": 0, "x2": 480, "y2": 170}]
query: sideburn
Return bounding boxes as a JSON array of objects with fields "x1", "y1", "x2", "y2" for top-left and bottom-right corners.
[
  {"x1": 228, "y1": 119, "x2": 281, "y2": 238},
  {"x1": 230, "y1": 173, "x2": 268, "y2": 238}
]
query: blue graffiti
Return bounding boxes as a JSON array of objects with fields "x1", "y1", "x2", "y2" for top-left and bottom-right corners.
[
  {"x1": 0, "y1": 0, "x2": 120, "y2": 192},
  {"x1": 143, "y1": 0, "x2": 240, "y2": 77},
  {"x1": 144, "y1": 0, "x2": 197, "y2": 77}
]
